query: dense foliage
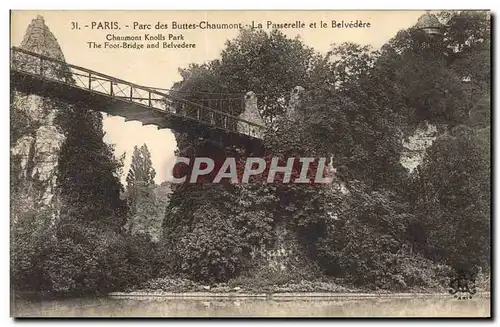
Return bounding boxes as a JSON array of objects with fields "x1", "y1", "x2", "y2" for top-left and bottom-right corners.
[
  {"x1": 126, "y1": 144, "x2": 156, "y2": 214},
  {"x1": 172, "y1": 28, "x2": 318, "y2": 124},
  {"x1": 162, "y1": 182, "x2": 278, "y2": 282},
  {"x1": 122, "y1": 144, "x2": 167, "y2": 241},
  {"x1": 12, "y1": 11, "x2": 490, "y2": 296},
  {"x1": 11, "y1": 99, "x2": 159, "y2": 296},
  {"x1": 408, "y1": 126, "x2": 490, "y2": 271},
  {"x1": 162, "y1": 11, "x2": 490, "y2": 290}
]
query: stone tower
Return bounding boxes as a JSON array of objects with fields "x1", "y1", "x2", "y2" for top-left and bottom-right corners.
[{"x1": 238, "y1": 91, "x2": 265, "y2": 139}]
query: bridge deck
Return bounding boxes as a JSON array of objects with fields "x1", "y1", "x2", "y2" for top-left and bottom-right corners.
[{"x1": 10, "y1": 47, "x2": 265, "y2": 150}]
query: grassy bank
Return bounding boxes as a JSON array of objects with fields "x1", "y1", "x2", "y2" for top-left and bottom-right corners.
[{"x1": 125, "y1": 272, "x2": 491, "y2": 295}]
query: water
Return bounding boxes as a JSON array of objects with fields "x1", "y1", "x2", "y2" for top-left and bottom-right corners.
[{"x1": 12, "y1": 295, "x2": 490, "y2": 318}]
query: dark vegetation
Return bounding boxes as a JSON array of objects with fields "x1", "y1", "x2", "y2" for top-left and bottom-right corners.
[{"x1": 11, "y1": 11, "x2": 490, "y2": 296}]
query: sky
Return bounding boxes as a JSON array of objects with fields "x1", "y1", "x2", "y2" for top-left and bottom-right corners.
[{"x1": 10, "y1": 10, "x2": 427, "y2": 184}]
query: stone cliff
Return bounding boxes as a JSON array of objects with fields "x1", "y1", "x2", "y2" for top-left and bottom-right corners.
[
  {"x1": 400, "y1": 122, "x2": 439, "y2": 173},
  {"x1": 11, "y1": 16, "x2": 67, "y2": 221}
]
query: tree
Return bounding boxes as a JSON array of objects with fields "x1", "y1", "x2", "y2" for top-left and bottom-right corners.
[
  {"x1": 408, "y1": 126, "x2": 490, "y2": 272},
  {"x1": 12, "y1": 100, "x2": 138, "y2": 296},
  {"x1": 172, "y1": 28, "x2": 317, "y2": 124},
  {"x1": 56, "y1": 105, "x2": 127, "y2": 232},
  {"x1": 161, "y1": 12, "x2": 491, "y2": 286},
  {"x1": 162, "y1": 28, "x2": 321, "y2": 282},
  {"x1": 302, "y1": 43, "x2": 408, "y2": 190},
  {"x1": 374, "y1": 11, "x2": 491, "y2": 274},
  {"x1": 124, "y1": 144, "x2": 165, "y2": 241},
  {"x1": 48, "y1": 103, "x2": 132, "y2": 295},
  {"x1": 126, "y1": 144, "x2": 156, "y2": 214},
  {"x1": 443, "y1": 11, "x2": 490, "y2": 128},
  {"x1": 377, "y1": 11, "x2": 490, "y2": 131}
]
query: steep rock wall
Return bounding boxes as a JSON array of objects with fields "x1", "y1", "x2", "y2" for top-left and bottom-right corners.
[
  {"x1": 400, "y1": 122, "x2": 439, "y2": 173},
  {"x1": 11, "y1": 16, "x2": 67, "y2": 220}
]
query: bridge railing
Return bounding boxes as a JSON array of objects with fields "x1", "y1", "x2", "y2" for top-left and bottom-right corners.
[{"x1": 10, "y1": 47, "x2": 266, "y2": 138}]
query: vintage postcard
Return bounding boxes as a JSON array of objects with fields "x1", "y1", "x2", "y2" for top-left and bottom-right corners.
[{"x1": 9, "y1": 10, "x2": 491, "y2": 318}]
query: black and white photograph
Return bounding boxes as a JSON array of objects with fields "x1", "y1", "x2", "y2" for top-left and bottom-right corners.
[{"x1": 8, "y1": 9, "x2": 491, "y2": 317}]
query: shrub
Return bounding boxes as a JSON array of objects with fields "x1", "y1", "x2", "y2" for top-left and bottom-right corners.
[
  {"x1": 12, "y1": 217, "x2": 159, "y2": 297},
  {"x1": 163, "y1": 183, "x2": 277, "y2": 283}
]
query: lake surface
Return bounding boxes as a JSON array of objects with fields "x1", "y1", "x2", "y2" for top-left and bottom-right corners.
[{"x1": 12, "y1": 295, "x2": 490, "y2": 318}]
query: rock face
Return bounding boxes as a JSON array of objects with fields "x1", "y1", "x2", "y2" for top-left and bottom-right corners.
[
  {"x1": 19, "y1": 16, "x2": 66, "y2": 59},
  {"x1": 11, "y1": 16, "x2": 67, "y2": 220},
  {"x1": 238, "y1": 91, "x2": 265, "y2": 139},
  {"x1": 400, "y1": 122, "x2": 438, "y2": 173}
]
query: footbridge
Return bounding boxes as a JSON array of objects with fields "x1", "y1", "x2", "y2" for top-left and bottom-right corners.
[{"x1": 10, "y1": 47, "x2": 266, "y2": 150}]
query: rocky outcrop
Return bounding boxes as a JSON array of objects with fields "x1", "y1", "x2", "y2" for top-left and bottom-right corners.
[
  {"x1": 19, "y1": 16, "x2": 65, "y2": 60},
  {"x1": 238, "y1": 91, "x2": 265, "y2": 139},
  {"x1": 400, "y1": 122, "x2": 438, "y2": 173},
  {"x1": 286, "y1": 86, "x2": 305, "y2": 120},
  {"x1": 11, "y1": 15, "x2": 68, "y2": 219}
]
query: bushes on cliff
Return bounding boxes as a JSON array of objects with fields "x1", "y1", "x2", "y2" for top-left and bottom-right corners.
[
  {"x1": 162, "y1": 112, "x2": 333, "y2": 283},
  {"x1": 12, "y1": 219, "x2": 159, "y2": 296},
  {"x1": 306, "y1": 11, "x2": 491, "y2": 288},
  {"x1": 408, "y1": 126, "x2": 490, "y2": 272},
  {"x1": 56, "y1": 106, "x2": 127, "y2": 231},
  {"x1": 172, "y1": 28, "x2": 317, "y2": 122},
  {"x1": 12, "y1": 99, "x2": 153, "y2": 295},
  {"x1": 314, "y1": 183, "x2": 452, "y2": 290},
  {"x1": 10, "y1": 208, "x2": 54, "y2": 294},
  {"x1": 44, "y1": 226, "x2": 158, "y2": 295},
  {"x1": 175, "y1": 205, "x2": 245, "y2": 281},
  {"x1": 160, "y1": 12, "x2": 490, "y2": 288},
  {"x1": 163, "y1": 183, "x2": 278, "y2": 282}
]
